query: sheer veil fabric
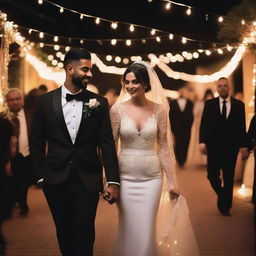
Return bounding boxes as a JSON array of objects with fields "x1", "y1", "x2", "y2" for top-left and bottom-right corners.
[{"x1": 112, "y1": 61, "x2": 200, "y2": 256}]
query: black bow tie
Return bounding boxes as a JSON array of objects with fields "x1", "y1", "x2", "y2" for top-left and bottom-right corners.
[{"x1": 66, "y1": 92, "x2": 84, "y2": 102}]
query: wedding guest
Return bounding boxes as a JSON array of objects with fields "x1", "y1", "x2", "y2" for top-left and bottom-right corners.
[{"x1": 199, "y1": 77, "x2": 248, "y2": 216}]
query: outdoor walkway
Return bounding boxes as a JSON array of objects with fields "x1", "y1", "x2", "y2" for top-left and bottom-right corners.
[{"x1": 3, "y1": 165, "x2": 255, "y2": 256}]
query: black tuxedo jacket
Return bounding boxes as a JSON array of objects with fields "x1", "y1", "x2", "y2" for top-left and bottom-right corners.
[
  {"x1": 169, "y1": 98, "x2": 194, "y2": 134},
  {"x1": 29, "y1": 87, "x2": 120, "y2": 193},
  {"x1": 199, "y1": 97, "x2": 247, "y2": 150}
]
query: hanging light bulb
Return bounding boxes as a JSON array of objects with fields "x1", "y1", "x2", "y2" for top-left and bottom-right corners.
[
  {"x1": 253, "y1": 21, "x2": 256, "y2": 26},
  {"x1": 48, "y1": 55, "x2": 54, "y2": 61},
  {"x1": 54, "y1": 36, "x2": 58, "y2": 42},
  {"x1": 95, "y1": 18, "x2": 100, "y2": 24},
  {"x1": 205, "y1": 14, "x2": 208, "y2": 21},
  {"x1": 115, "y1": 56, "x2": 121, "y2": 63},
  {"x1": 218, "y1": 16, "x2": 224, "y2": 23},
  {"x1": 205, "y1": 50, "x2": 211, "y2": 56},
  {"x1": 59, "y1": 7, "x2": 64, "y2": 13},
  {"x1": 186, "y1": 8, "x2": 191, "y2": 15},
  {"x1": 217, "y1": 48, "x2": 223, "y2": 54},
  {"x1": 165, "y1": 2, "x2": 171, "y2": 10},
  {"x1": 38, "y1": 0, "x2": 43, "y2": 4},
  {"x1": 182, "y1": 37, "x2": 187, "y2": 44},
  {"x1": 123, "y1": 58, "x2": 129, "y2": 64},
  {"x1": 65, "y1": 46, "x2": 70, "y2": 52},
  {"x1": 193, "y1": 52, "x2": 199, "y2": 58},
  {"x1": 80, "y1": 14, "x2": 84, "y2": 20},
  {"x1": 111, "y1": 22, "x2": 118, "y2": 29},
  {"x1": 227, "y1": 45, "x2": 233, "y2": 51},
  {"x1": 169, "y1": 33, "x2": 174, "y2": 40},
  {"x1": 54, "y1": 45, "x2": 60, "y2": 51},
  {"x1": 80, "y1": 39, "x2": 84, "y2": 44},
  {"x1": 29, "y1": 29, "x2": 33, "y2": 34},
  {"x1": 156, "y1": 36, "x2": 161, "y2": 42},
  {"x1": 111, "y1": 39, "x2": 117, "y2": 45},
  {"x1": 241, "y1": 19, "x2": 245, "y2": 25},
  {"x1": 126, "y1": 39, "x2": 131, "y2": 46},
  {"x1": 39, "y1": 32, "x2": 44, "y2": 38},
  {"x1": 39, "y1": 42, "x2": 44, "y2": 48},
  {"x1": 129, "y1": 25, "x2": 135, "y2": 32},
  {"x1": 106, "y1": 55, "x2": 112, "y2": 61},
  {"x1": 151, "y1": 29, "x2": 156, "y2": 35}
]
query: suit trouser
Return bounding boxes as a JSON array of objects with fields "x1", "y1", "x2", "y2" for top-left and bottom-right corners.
[
  {"x1": 206, "y1": 146, "x2": 238, "y2": 211},
  {"x1": 43, "y1": 170, "x2": 99, "y2": 256}
]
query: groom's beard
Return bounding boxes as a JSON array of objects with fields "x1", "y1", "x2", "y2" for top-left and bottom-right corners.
[{"x1": 72, "y1": 75, "x2": 91, "y2": 90}]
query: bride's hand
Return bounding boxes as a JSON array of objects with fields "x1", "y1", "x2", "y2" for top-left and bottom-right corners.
[{"x1": 169, "y1": 188, "x2": 180, "y2": 200}]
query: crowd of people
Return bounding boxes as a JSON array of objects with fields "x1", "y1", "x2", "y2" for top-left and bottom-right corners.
[{"x1": 0, "y1": 48, "x2": 255, "y2": 256}]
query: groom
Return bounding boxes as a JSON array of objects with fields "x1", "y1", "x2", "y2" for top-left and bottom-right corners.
[{"x1": 30, "y1": 48, "x2": 120, "y2": 256}]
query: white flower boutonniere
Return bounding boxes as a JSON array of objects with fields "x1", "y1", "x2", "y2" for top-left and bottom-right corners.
[{"x1": 83, "y1": 98, "x2": 100, "y2": 118}]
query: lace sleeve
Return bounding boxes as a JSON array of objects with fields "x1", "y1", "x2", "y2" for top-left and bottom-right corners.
[
  {"x1": 156, "y1": 104, "x2": 178, "y2": 190},
  {"x1": 110, "y1": 104, "x2": 121, "y2": 147}
]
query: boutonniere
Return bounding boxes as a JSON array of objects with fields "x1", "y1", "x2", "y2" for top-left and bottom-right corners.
[{"x1": 83, "y1": 98, "x2": 101, "y2": 118}]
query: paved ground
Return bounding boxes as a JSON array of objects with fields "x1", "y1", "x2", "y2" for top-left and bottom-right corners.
[{"x1": 3, "y1": 165, "x2": 255, "y2": 256}]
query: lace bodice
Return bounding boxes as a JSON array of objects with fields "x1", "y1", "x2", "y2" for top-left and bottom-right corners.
[{"x1": 110, "y1": 102, "x2": 177, "y2": 190}]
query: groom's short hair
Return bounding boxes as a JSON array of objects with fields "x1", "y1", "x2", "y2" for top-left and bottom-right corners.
[{"x1": 64, "y1": 48, "x2": 91, "y2": 69}]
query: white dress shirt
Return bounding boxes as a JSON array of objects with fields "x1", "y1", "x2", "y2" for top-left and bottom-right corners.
[
  {"x1": 61, "y1": 85, "x2": 83, "y2": 144},
  {"x1": 219, "y1": 96, "x2": 231, "y2": 119},
  {"x1": 17, "y1": 108, "x2": 30, "y2": 157},
  {"x1": 177, "y1": 97, "x2": 187, "y2": 112}
]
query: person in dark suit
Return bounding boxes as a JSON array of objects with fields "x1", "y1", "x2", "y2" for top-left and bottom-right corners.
[
  {"x1": 29, "y1": 48, "x2": 120, "y2": 256},
  {"x1": 169, "y1": 85, "x2": 194, "y2": 167},
  {"x1": 199, "y1": 77, "x2": 248, "y2": 216},
  {"x1": 5, "y1": 88, "x2": 34, "y2": 216}
]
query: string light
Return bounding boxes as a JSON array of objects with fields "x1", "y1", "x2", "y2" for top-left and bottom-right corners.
[
  {"x1": 38, "y1": 0, "x2": 43, "y2": 4},
  {"x1": 48, "y1": 55, "x2": 54, "y2": 61},
  {"x1": 54, "y1": 36, "x2": 58, "y2": 42},
  {"x1": 126, "y1": 39, "x2": 131, "y2": 46},
  {"x1": 28, "y1": 29, "x2": 32, "y2": 34},
  {"x1": 59, "y1": 7, "x2": 64, "y2": 14},
  {"x1": 129, "y1": 25, "x2": 135, "y2": 32},
  {"x1": 65, "y1": 46, "x2": 70, "y2": 52},
  {"x1": 95, "y1": 17, "x2": 100, "y2": 24},
  {"x1": 253, "y1": 21, "x2": 256, "y2": 26},
  {"x1": 169, "y1": 33, "x2": 174, "y2": 40},
  {"x1": 80, "y1": 14, "x2": 84, "y2": 20},
  {"x1": 165, "y1": 2, "x2": 171, "y2": 10},
  {"x1": 151, "y1": 29, "x2": 156, "y2": 35},
  {"x1": 111, "y1": 39, "x2": 117, "y2": 45},
  {"x1": 39, "y1": 32, "x2": 44, "y2": 38},
  {"x1": 115, "y1": 56, "x2": 121, "y2": 63},
  {"x1": 186, "y1": 8, "x2": 191, "y2": 16},
  {"x1": 205, "y1": 50, "x2": 211, "y2": 55},
  {"x1": 241, "y1": 19, "x2": 245, "y2": 25},
  {"x1": 182, "y1": 37, "x2": 187, "y2": 44},
  {"x1": 217, "y1": 48, "x2": 223, "y2": 54},
  {"x1": 111, "y1": 22, "x2": 118, "y2": 29},
  {"x1": 205, "y1": 14, "x2": 208, "y2": 21},
  {"x1": 218, "y1": 16, "x2": 224, "y2": 23},
  {"x1": 106, "y1": 55, "x2": 112, "y2": 61},
  {"x1": 39, "y1": 42, "x2": 44, "y2": 48},
  {"x1": 156, "y1": 36, "x2": 161, "y2": 42},
  {"x1": 80, "y1": 39, "x2": 84, "y2": 44},
  {"x1": 54, "y1": 45, "x2": 60, "y2": 50}
]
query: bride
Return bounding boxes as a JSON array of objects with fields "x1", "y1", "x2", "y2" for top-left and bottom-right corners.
[{"x1": 110, "y1": 61, "x2": 199, "y2": 256}]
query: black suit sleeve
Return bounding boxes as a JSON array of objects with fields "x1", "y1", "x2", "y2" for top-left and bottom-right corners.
[
  {"x1": 199, "y1": 100, "x2": 209, "y2": 144},
  {"x1": 98, "y1": 99, "x2": 120, "y2": 183},
  {"x1": 29, "y1": 96, "x2": 46, "y2": 180},
  {"x1": 247, "y1": 114, "x2": 256, "y2": 151}
]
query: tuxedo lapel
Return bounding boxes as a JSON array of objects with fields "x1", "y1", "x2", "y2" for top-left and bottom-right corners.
[{"x1": 52, "y1": 88, "x2": 73, "y2": 145}]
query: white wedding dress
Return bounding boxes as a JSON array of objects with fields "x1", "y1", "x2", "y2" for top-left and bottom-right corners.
[{"x1": 110, "y1": 102, "x2": 199, "y2": 256}]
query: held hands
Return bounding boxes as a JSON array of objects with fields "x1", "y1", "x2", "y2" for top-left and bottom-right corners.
[{"x1": 103, "y1": 184, "x2": 119, "y2": 204}]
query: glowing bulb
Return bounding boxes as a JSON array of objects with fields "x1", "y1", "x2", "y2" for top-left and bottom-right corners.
[
  {"x1": 186, "y1": 8, "x2": 191, "y2": 15},
  {"x1": 39, "y1": 42, "x2": 44, "y2": 48},
  {"x1": 56, "y1": 52, "x2": 62, "y2": 58},
  {"x1": 126, "y1": 39, "x2": 131, "y2": 46},
  {"x1": 38, "y1": 0, "x2": 43, "y2": 4},
  {"x1": 123, "y1": 58, "x2": 129, "y2": 64},
  {"x1": 111, "y1": 22, "x2": 118, "y2": 29},
  {"x1": 54, "y1": 45, "x2": 60, "y2": 51},
  {"x1": 52, "y1": 59, "x2": 58, "y2": 66},
  {"x1": 111, "y1": 39, "x2": 117, "y2": 45},
  {"x1": 253, "y1": 21, "x2": 256, "y2": 26},
  {"x1": 65, "y1": 46, "x2": 70, "y2": 52},
  {"x1": 241, "y1": 19, "x2": 245, "y2": 25},
  {"x1": 60, "y1": 7, "x2": 64, "y2": 13},
  {"x1": 182, "y1": 37, "x2": 187, "y2": 44},
  {"x1": 115, "y1": 56, "x2": 121, "y2": 63},
  {"x1": 39, "y1": 32, "x2": 44, "y2": 38},
  {"x1": 217, "y1": 48, "x2": 223, "y2": 54},
  {"x1": 169, "y1": 33, "x2": 173, "y2": 40},
  {"x1": 205, "y1": 14, "x2": 208, "y2": 21},
  {"x1": 193, "y1": 52, "x2": 199, "y2": 58},
  {"x1": 95, "y1": 18, "x2": 100, "y2": 24},
  {"x1": 156, "y1": 36, "x2": 161, "y2": 42},
  {"x1": 218, "y1": 16, "x2": 224, "y2": 23},
  {"x1": 48, "y1": 55, "x2": 54, "y2": 61},
  {"x1": 80, "y1": 39, "x2": 84, "y2": 44},
  {"x1": 165, "y1": 2, "x2": 171, "y2": 10},
  {"x1": 57, "y1": 62, "x2": 64, "y2": 68},
  {"x1": 129, "y1": 25, "x2": 135, "y2": 32},
  {"x1": 141, "y1": 39, "x2": 146, "y2": 43},
  {"x1": 80, "y1": 14, "x2": 84, "y2": 20},
  {"x1": 151, "y1": 29, "x2": 156, "y2": 35},
  {"x1": 54, "y1": 36, "x2": 58, "y2": 42},
  {"x1": 29, "y1": 29, "x2": 32, "y2": 34},
  {"x1": 205, "y1": 50, "x2": 211, "y2": 56},
  {"x1": 227, "y1": 45, "x2": 233, "y2": 51},
  {"x1": 106, "y1": 55, "x2": 112, "y2": 61}
]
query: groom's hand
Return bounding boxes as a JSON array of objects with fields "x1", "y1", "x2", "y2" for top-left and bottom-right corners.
[{"x1": 103, "y1": 184, "x2": 119, "y2": 204}]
